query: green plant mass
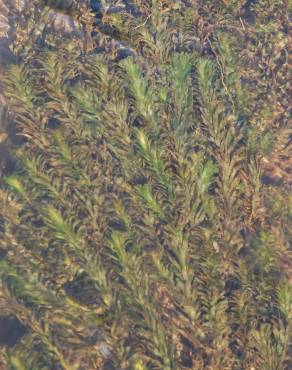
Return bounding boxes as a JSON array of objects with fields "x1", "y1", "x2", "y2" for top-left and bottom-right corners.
[{"x1": 0, "y1": 1, "x2": 291, "y2": 369}]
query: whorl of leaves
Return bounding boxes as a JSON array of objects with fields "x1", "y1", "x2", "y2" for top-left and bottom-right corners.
[{"x1": 0, "y1": 1, "x2": 291, "y2": 369}]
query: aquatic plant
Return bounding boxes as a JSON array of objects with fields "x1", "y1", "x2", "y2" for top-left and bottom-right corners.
[{"x1": 0, "y1": 1, "x2": 291, "y2": 369}]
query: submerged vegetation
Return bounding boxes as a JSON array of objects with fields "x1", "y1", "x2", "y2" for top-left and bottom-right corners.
[{"x1": 0, "y1": 0, "x2": 291, "y2": 369}]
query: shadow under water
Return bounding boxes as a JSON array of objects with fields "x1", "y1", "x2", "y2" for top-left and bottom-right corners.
[{"x1": 0, "y1": 315, "x2": 27, "y2": 347}]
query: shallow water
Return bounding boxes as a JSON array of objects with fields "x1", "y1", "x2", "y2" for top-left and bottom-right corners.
[{"x1": 0, "y1": 0, "x2": 292, "y2": 370}]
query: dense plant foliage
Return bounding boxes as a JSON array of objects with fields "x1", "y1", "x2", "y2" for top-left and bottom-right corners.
[{"x1": 0, "y1": 1, "x2": 291, "y2": 369}]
